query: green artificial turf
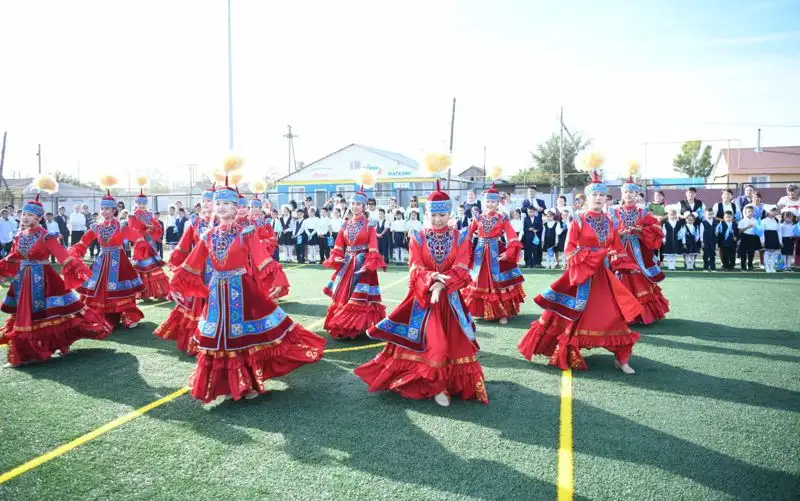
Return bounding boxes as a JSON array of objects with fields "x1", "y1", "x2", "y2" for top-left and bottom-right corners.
[{"x1": 0, "y1": 265, "x2": 798, "y2": 500}]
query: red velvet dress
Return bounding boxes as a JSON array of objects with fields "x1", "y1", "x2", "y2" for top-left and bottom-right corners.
[
  {"x1": 518, "y1": 211, "x2": 644, "y2": 370},
  {"x1": 608, "y1": 205, "x2": 670, "y2": 324},
  {"x1": 355, "y1": 227, "x2": 488, "y2": 403},
  {"x1": 154, "y1": 214, "x2": 218, "y2": 354},
  {"x1": 0, "y1": 227, "x2": 112, "y2": 365},
  {"x1": 127, "y1": 209, "x2": 170, "y2": 299},
  {"x1": 463, "y1": 211, "x2": 525, "y2": 320},
  {"x1": 322, "y1": 215, "x2": 387, "y2": 339},
  {"x1": 170, "y1": 222, "x2": 325, "y2": 403},
  {"x1": 71, "y1": 219, "x2": 146, "y2": 327}
]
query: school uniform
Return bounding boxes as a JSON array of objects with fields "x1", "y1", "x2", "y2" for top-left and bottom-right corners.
[
  {"x1": 715, "y1": 221, "x2": 738, "y2": 270},
  {"x1": 661, "y1": 219, "x2": 684, "y2": 270},
  {"x1": 737, "y1": 216, "x2": 761, "y2": 270},
  {"x1": 700, "y1": 219, "x2": 718, "y2": 270},
  {"x1": 375, "y1": 218, "x2": 390, "y2": 264},
  {"x1": 541, "y1": 220, "x2": 562, "y2": 268},
  {"x1": 678, "y1": 222, "x2": 700, "y2": 270},
  {"x1": 760, "y1": 218, "x2": 781, "y2": 272},
  {"x1": 390, "y1": 219, "x2": 406, "y2": 262},
  {"x1": 317, "y1": 216, "x2": 331, "y2": 261},
  {"x1": 780, "y1": 222, "x2": 796, "y2": 270},
  {"x1": 292, "y1": 219, "x2": 306, "y2": 263},
  {"x1": 521, "y1": 214, "x2": 537, "y2": 268}
]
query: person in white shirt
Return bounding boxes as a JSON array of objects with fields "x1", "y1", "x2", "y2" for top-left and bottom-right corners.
[
  {"x1": 779, "y1": 209, "x2": 796, "y2": 271},
  {"x1": 165, "y1": 205, "x2": 178, "y2": 247},
  {"x1": 406, "y1": 209, "x2": 422, "y2": 234},
  {"x1": 68, "y1": 204, "x2": 87, "y2": 246},
  {"x1": 390, "y1": 210, "x2": 406, "y2": 263},
  {"x1": 760, "y1": 208, "x2": 782, "y2": 273},
  {"x1": 317, "y1": 207, "x2": 332, "y2": 262},
  {"x1": 43, "y1": 212, "x2": 62, "y2": 263},
  {"x1": 777, "y1": 183, "x2": 800, "y2": 217},
  {"x1": 366, "y1": 198, "x2": 380, "y2": 221},
  {"x1": 737, "y1": 204, "x2": 760, "y2": 271},
  {"x1": 0, "y1": 209, "x2": 18, "y2": 257},
  {"x1": 303, "y1": 207, "x2": 320, "y2": 263}
]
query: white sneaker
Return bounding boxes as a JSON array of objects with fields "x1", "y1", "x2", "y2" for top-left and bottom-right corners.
[
  {"x1": 244, "y1": 390, "x2": 260, "y2": 400},
  {"x1": 434, "y1": 392, "x2": 451, "y2": 407},
  {"x1": 128, "y1": 322, "x2": 139, "y2": 329},
  {"x1": 499, "y1": 317, "x2": 508, "y2": 325}
]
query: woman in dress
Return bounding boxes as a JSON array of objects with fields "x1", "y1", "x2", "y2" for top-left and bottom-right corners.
[
  {"x1": 518, "y1": 167, "x2": 643, "y2": 373},
  {"x1": 322, "y1": 185, "x2": 387, "y2": 339},
  {"x1": 247, "y1": 188, "x2": 288, "y2": 298},
  {"x1": 154, "y1": 184, "x2": 218, "y2": 353},
  {"x1": 126, "y1": 183, "x2": 171, "y2": 299},
  {"x1": 607, "y1": 172, "x2": 669, "y2": 324},
  {"x1": 462, "y1": 183, "x2": 525, "y2": 324},
  {"x1": 170, "y1": 180, "x2": 325, "y2": 403},
  {"x1": 355, "y1": 180, "x2": 488, "y2": 406},
  {"x1": 71, "y1": 187, "x2": 147, "y2": 328},
  {"x1": 0, "y1": 178, "x2": 113, "y2": 367}
]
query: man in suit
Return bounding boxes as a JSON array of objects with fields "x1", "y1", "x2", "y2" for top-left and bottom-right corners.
[
  {"x1": 55, "y1": 205, "x2": 70, "y2": 243},
  {"x1": 522, "y1": 206, "x2": 538, "y2": 268},
  {"x1": 521, "y1": 186, "x2": 546, "y2": 267}
]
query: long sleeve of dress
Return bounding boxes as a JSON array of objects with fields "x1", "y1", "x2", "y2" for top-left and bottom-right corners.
[
  {"x1": 45, "y1": 234, "x2": 91, "y2": 289},
  {"x1": 0, "y1": 240, "x2": 20, "y2": 277},
  {"x1": 69, "y1": 228, "x2": 97, "y2": 258},
  {"x1": 639, "y1": 213, "x2": 664, "y2": 250},
  {"x1": 322, "y1": 230, "x2": 346, "y2": 270},
  {"x1": 364, "y1": 227, "x2": 387, "y2": 272},
  {"x1": 127, "y1": 223, "x2": 154, "y2": 261},
  {"x1": 565, "y1": 220, "x2": 608, "y2": 287},
  {"x1": 170, "y1": 239, "x2": 210, "y2": 298},
  {"x1": 248, "y1": 231, "x2": 289, "y2": 290},
  {"x1": 606, "y1": 225, "x2": 638, "y2": 274},
  {"x1": 445, "y1": 234, "x2": 473, "y2": 294},
  {"x1": 408, "y1": 235, "x2": 434, "y2": 307},
  {"x1": 502, "y1": 219, "x2": 523, "y2": 262},
  {"x1": 169, "y1": 223, "x2": 196, "y2": 268}
]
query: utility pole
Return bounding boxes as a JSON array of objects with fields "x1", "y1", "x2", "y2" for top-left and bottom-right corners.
[
  {"x1": 0, "y1": 132, "x2": 8, "y2": 189},
  {"x1": 283, "y1": 125, "x2": 298, "y2": 174},
  {"x1": 37, "y1": 144, "x2": 42, "y2": 174},
  {"x1": 447, "y1": 98, "x2": 456, "y2": 190},
  {"x1": 558, "y1": 107, "x2": 564, "y2": 194},
  {"x1": 482, "y1": 145, "x2": 487, "y2": 188},
  {"x1": 227, "y1": 0, "x2": 235, "y2": 150}
]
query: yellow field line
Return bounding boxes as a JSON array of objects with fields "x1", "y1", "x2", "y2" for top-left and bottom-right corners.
[
  {"x1": 0, "y1": 386, "x2": 190, "y2": 485},
  {"x1": 0, "y1": 271, "x2": 407, "y2": 483},
  {"x1": 557, "y1": 369, "x2": 574, "y2": 501}
]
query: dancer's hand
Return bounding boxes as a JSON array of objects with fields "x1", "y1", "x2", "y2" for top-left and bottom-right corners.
[
  {"x1": 334, "y1": 257, "x2": 345, "y2": 263},
  {"x1": 269, "y1": 286, "x2": 284, "y2": 299},
  {"x1": 430, "y1": 281, "x2": 445, "y2": 303},
  {"x1": 432, "y1": 273, "x2": 450, "y2": 283},
  {"x1": 498, "y1": 252, "x2": 507, "y2": 261}
]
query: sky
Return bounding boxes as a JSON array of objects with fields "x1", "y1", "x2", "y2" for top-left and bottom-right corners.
[{"x1": 1, "y1": 0, "x2": 799, "y2": 187}]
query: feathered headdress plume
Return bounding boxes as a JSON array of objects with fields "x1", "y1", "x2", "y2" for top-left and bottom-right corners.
[
  {"x1": 222, "y1": 154, "x2": 244, "y2": 172},
  {"x1": 250, "y1": 179, "x2": 267, "y2": 193},
  {"x1": 211, "y1": 171, "x2": 244, "y2": 186},
  {"x1": 488, "y1": 165, "x2": 503, "y2": 180},
  {"x1": 98, "y1": 175, "x2": 119, "y2": 189},
  {"x1": 421, "y1": 152, "x2": 453, "y2": 175},
  {"x1": 135, "y1": 175, "x2": 149, "y2": 187},
  {"x1": 627, "y1": 160, "x2": 641, "y2": 178},
  {"x1": 33, "y1": 173, "x2": 59, "y2": 194},
  {"x1": 575, "y1": 151, "x2": 605, "y2": 172},
  {"x1": 356, "y1": 168, "x2": 377, "y2": 189}
]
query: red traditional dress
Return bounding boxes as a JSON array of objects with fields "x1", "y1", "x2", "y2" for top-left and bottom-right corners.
[
  {"x1": 171, "y1": 188, "x2": 324, "y2": 403},
  {"x1": 127, "y1": 193, "x2": 170, "y2": 299},
  {"x1": 71, "y1": 195, "x2": 146, "y2": 327},
  {"x1": 154, "y1": 204, "x2": 218, "y2": 354},
  {"x1": 356, "y1": 184, "x2": 488, "y2": 404},
  {"x1": 518, "y1": 173, "x2": 643, "y2": 370},
  {"x1": 322, "y1": 191, "x2": 387, "y2": 339},
  {"x1": 0, "y1": 195, "x2": 112, "y2": 366},
  {"x1": 463, "y1": 185, "x2": 525, "y2": 321},
  {"x1": 607, "y1": 177, "x2": 669, "y2": 324}
]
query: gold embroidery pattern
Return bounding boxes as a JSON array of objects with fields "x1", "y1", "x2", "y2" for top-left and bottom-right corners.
[{"x1": 393, "y1": 352, "x2": 478, "y2": 369}]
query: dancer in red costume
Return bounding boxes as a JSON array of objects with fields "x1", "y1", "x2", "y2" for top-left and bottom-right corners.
[
  {"x1": 71, "y1": 185, "x2": 146, "y2": 328},
  {"x1": 154, "y1": 184, "x2": 218, "y2": 354},
  {"x1": 608, "y1": 166, "x2": 669, "y2": 324},
  {"x1": 126, "y1": 182, "x2": 170, "y2": 299},
  {"x1": 247, "y1": 184, "x2": 288, "y2": 299},
  {"x1": 322, "y1": 185, "x2": 387, "y2": 339},
  {"x1": 355, "y1": 179, "x2": 488, "y2": 406},
  {"x1": 462, "y1": 183, "x2": 525, "y2": 324},
  {"x1": 518, "y1": 161, "x2": 643, "y2": 373},
  {"x1": 170, "y1": 177, "x2": 325, "y2": 403},
  {"x1": 0, "y1": 177, "x2": 113, "y2": 367}
]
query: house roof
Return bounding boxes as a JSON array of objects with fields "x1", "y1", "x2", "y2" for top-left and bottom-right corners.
[
  {"x1": 274, "y1": 143, "x2": 420, "y2": 183},
  {"x1": 716, "y1": 146, "x2": 800, "y2": 175}
]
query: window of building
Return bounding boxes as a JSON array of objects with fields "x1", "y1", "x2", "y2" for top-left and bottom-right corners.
[{"x1": 750, "y1": 175, "x2": 769, "y2": 187}]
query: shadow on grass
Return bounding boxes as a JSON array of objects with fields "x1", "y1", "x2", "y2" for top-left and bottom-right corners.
[
  {"x1": 640, "y1": 319, "x2": 800, "y2": 348},
  {"x1": 578, "y1": 354, "x2": 799, "y2": 413},
  {"x1": 184, "y1": 367, "x2": 565, "y2": 501},
  {"x1": 22, "y1": 348, "x2": 253, "y2": 446},
  {"x1": 279, "y1": 302, "x2": 330, "y2": 319},
  {"x1": 642, "y1": 335, "x2": 800, "y2": 364},
  {"x1": 106, "y1": 322, "x2": 193, "y2": 360}
]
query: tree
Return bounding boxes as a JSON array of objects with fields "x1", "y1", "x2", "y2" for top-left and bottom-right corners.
[
  {"x1": 511, "y1": 133, "x2": 592, "y2": 188},
  {"x1": 672, "y1": 140, "x2": 713, "y2": 179}
]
